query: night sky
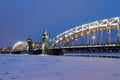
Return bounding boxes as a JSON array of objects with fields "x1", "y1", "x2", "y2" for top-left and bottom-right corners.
[{"x1": 0, "y1": 0, "x2": 120, "y2": 47}]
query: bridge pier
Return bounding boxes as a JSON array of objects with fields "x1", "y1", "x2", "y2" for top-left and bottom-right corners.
[
  {"x1": 91, "y1": 33, "x2": 97, "y2": 45},
  {"x1": 82, "y1": 36, "x2": 84, "y2": 45},
  {"x1": 42, "y1": 31, "x2": 49, "y2": 54}
]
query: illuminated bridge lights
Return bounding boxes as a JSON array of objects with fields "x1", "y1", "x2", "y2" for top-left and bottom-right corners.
[
  {"x1": 92, "y1": 35, "x2": 96, "y2": 40},
  {"x1": 59, "y1": 43, "x2": 119, "y2": 49},
  {"x1": 80, "y1": 33, "x2": 84, "y2": 37},
  {"x1": 85, "y1": 31, "x2": 90, "y2": 35},
  {"x1": 50, "y1": 17, "x2": 120, "y2": 47},
  {"x1": 99, "y1": 27, "x2": 104, "y2": 32},
  {"x1": 107, "y1": 26, "x2": 112, "y2": 30},
  {"x1": 91, "y1": 28, "x2": 96, "y2": 33}
]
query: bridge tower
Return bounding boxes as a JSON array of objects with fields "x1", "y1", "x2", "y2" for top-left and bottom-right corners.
[
  {"x1": 27, "y1": 36, "x2": 33, "y2": 53},
  {"x1": 42, "y1": 31, "x2": 49, "y2": 54}
]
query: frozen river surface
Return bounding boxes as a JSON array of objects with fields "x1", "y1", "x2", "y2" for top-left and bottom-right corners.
[{"x1": 0, "y1": 54, "x2": 120, "y2": 80}]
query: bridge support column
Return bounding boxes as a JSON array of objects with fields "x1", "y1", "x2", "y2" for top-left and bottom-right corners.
[
  {"x1": 81, "y1": 36, "x2": 84, "y2": 46},
  {"x1": 118, "y1": 32, "x2": 120, "y2": 43},
  {"x1": 96, "y1": 27, "x2": 99, "y2": 45},
  {"x1": 81, "y1": 31, "x2": 84, "y2": 46},
  {"x1": 87, "y1": 35, "x2": 88, "y2": 45},
  {"x1": 87, "y1": 35, "x2": 90, "y2": 45},
  {"x1": 92, "y1": 33, "x2": 96, "y2": 45},
  {"x1": 106, "y1": 30, "x2": 111, "y2": 44},
  {"x1": 75, "y1": 39, "x2": 78, "y2": 46},
  {"x1": 100, "y1": 31, "x2": 103, "y2": 44},
  {"x1": 117, "y1": 26, "x2": 120, "y2": 43},
  {"x1": 75, "y1": 33, "x2": 78, "y2": 46}
]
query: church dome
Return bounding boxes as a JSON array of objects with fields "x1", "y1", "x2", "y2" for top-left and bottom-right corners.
[{"x1": 12, "y1": 41, "x2": 27, "y2": 51}]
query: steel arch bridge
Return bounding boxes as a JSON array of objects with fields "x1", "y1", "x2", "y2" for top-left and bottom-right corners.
[{"x1": 50, "y1": 17, "x2": 120, "y2": 47}]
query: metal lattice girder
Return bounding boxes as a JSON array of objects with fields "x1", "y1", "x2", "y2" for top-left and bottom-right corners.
[{"x1": 50, "y1": 17, "x2": 120, "y2": 46}]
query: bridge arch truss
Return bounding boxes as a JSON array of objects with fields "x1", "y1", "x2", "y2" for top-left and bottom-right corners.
[{"x1": 50, "y1": 17, "x2": 120, "y2": 47}]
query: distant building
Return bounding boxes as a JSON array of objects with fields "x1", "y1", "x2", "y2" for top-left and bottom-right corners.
[
  {"x1": 12, "y1": 41, "x2": 42, "y2": 53},
  {"x1": 1, "y1": 47, "x2": 11, "y2": 53},
  {"x1": 12, "y1": 41, "x2": 27, "y2": 51},
  {"x1": 32, "y1": 42, "x2": 42, "y2": 49}
]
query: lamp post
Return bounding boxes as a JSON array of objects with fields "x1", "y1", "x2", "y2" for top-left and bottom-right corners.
[
  {"x1": 92, "y1": 35, "x2": 96, "y2": 45},
  {"x1": 106, "y1": 26, "x2": 111, "y2": 44},
  {"x1": 86, "y1": 31, "x2": 90, "y2": 45},
  {"x1": 99, "y1": 28, "x2": 103, "y2": 44}
]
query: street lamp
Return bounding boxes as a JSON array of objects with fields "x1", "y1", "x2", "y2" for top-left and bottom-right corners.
[{"x1": 92, "y1": 35, "x2": 96, "y2": 45}]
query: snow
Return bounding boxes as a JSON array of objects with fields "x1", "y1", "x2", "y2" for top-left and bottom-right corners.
[{"x1": 0, "y1": 54, "x2": 120, "y2": 80}]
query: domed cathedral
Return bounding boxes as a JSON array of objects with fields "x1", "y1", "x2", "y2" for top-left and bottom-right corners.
[
  {"x1": 11, "y1": 38, "x2": 42, "y2": 54},
  {"x1": 11, "y1": 41, "x2": 28, "y2": 53},
  {"x1": 11, "y1": 31, "x2": 63, "y2": 55},
  {"x1": 42, "y1": 31, "x2": 49, "y2": 54}
]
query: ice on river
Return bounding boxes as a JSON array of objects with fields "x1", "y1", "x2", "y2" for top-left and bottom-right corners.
[{"x1": 0, "y1": 54, "x2": 120, "y2": 80}]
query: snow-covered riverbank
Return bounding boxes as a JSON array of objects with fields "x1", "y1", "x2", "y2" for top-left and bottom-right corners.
[{"x1": 0, "y1": 54, "x2": 120, "y2": 80}]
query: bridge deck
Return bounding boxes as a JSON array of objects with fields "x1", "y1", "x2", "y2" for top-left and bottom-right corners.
[{"x1": 65, "y1": 53, "x2": 120, "y2": 58}]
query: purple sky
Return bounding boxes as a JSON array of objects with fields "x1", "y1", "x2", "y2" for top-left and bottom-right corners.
[{"x1": 0, "y1": 0, "x2": 120, "y2": 47}]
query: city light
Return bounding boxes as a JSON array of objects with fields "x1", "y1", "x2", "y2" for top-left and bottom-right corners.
[
  {"x1": 86, "y1": 31, "x2": 89, "y2": 35},
  {"x1": 99, "y1": 28, "x2": 103, "y2": 32},
  {"x1": 92, "y1": 35, "x2": 96, "y2": 40},
  {"x1": 80, "y1": 33, "x2": 83, "y2": 36},
  {"x1": 107, "y1": 26, "x2": 111, "y2": 30}
]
